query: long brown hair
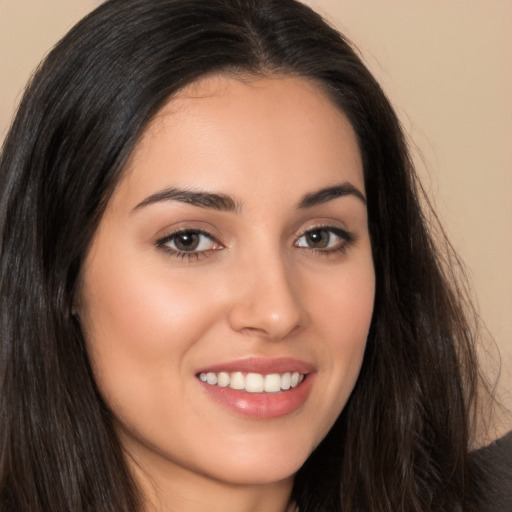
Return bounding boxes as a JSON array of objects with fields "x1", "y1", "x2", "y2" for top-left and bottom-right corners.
[{"x1": 0, "y1": 0, "x2": 486, "y2": 510}]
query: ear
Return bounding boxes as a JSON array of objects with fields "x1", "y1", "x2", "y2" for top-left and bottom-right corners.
[
  {"x1": 70, "y1": 290, "x2": 82, "y2": 319},
  {"x1": 71, "y1": 273, "x2": 84, "y2": 319}
]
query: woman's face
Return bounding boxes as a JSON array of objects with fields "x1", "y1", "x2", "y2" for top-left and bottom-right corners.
[{"x1": 78, "y1": 75, "x2": 375, "y2": 491}]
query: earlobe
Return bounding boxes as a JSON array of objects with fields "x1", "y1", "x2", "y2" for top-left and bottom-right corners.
[
  {"x1": 70, "y1": 303, "x2": 81, "y2": 322},
  {"x1": 71, "y1": 275, "x2": 85, "y2": 319},
  {"x1": 70, "y1": 293, "x2": 81, "y2": 319}
]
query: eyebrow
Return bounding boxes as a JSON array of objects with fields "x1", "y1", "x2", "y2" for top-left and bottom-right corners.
[
  {"x1": 297, "y1": 182, "x2": 366, "y2": 208},
  {"x1": 133, "y1": 187, "x2": 240, "y2": 212},
  {"x1": 132, "y1": 181, "x2": 366, "y2": 213}
]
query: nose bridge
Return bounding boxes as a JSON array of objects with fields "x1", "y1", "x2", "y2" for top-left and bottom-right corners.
[{"x1": 227, "y1": 241, "x2": 306, "y2": 340}]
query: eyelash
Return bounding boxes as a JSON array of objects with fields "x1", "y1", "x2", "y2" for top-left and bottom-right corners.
[
  {"x1": 156, "y1": 226, "x2": 357, "y2": 261},
  {"x1": 294, "y1": 226, "x2": 357, "y2": 256},
  {"x1": 156, "y1": 229, "x2": 221, "y2": 261}
]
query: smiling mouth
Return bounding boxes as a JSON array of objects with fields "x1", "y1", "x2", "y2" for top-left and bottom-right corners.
[{"x1": 198, "y1": 371, "x2": 306, "y2": 393}]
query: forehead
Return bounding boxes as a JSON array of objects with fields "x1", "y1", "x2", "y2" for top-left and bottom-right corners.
[{"x1": 115, "y1": 73, "x2": 364, "y2": 209}]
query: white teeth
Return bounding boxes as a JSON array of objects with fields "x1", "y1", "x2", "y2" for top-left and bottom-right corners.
[
  {"x1": 230, "y1": 371, "x2": 245, "y2": 390},
  {"x1": 264, "y1": 373, "x2": 282, "y2": 393},
  {"x1": 217, "y1": 372, "x2": 230, "y2": 387},
  {"x1": 206, "y1": 372, "x2": 218, "y2": 385},
  {"x1": 198, "y1": 371, "x2": 305, "y2": 392},
  {"x1": 245, "y1": 373, "x2": 264, "y2": 393},
  {"x1": 281, "y1": 372, "x2": 291, "y2": 390}
]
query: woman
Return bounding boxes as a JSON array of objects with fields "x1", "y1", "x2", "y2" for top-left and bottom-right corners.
[{"x1": 0, "y1": 0, "x2": 508, "y2": 511}]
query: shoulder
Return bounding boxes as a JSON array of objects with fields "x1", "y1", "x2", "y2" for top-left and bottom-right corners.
[{"x1": 471, "y1": 431, "x2": 512, "y2": 512}]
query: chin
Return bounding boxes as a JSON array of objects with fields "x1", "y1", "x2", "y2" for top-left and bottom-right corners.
[
  {"x1": 208, "y1": 458, "x2": 302, "y2": 487},
  {"x1": 198, "y1": 431, "x2": 316, "y2": 486}
]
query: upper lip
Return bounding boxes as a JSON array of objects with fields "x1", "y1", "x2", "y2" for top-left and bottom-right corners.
[{"x1": 196, "y1": 357, "x2": 315, "y2": 376}]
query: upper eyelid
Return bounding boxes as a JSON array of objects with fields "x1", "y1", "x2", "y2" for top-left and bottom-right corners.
[
  {"x1": 160, "y1": 227, "x2": 212, "y2": 237},
  {"x1": 296, "y1": 224, "x2": 353, "y2": 238},
  {"x1": 156, "y1": 226, "x2": 221, "y2": 245}
]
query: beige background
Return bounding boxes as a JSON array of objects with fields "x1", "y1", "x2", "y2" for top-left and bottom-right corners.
[{"x1": 1, "y1": 1, "x2": 511, "y2": 432}]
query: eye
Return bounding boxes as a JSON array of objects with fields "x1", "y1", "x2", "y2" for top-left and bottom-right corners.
[
  {"x1": 157, "y1": 229, "x2": 222, "y2": 258},
  {"x1": 295, "y1": 227, "x2": 355, "y2": 253}
]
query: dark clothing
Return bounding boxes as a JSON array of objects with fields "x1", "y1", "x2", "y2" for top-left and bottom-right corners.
[{"x1": 473, "y1": 431, "x2": 512, "y2": 511}]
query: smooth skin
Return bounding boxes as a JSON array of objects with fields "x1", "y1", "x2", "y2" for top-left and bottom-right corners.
[{"x1": 78, "y1": 74, "x2": 375, "y2": 512}]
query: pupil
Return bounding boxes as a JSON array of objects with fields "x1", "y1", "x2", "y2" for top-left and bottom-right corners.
[
  {"x1": 307, "y1": 229, "x2": 329, "y2": 248},
  {"x1": 175, "y1": 232, "x2": 199, "y2": 251}
]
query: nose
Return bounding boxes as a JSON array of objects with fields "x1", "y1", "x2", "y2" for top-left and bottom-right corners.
[{"x1": 227, "y1": 252, "x2": 308, "y2": 341}]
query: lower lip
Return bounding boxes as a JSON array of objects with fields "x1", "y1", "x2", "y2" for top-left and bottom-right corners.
[{"x1": 199, "y1": 374, "x2": 315, "y2": 419}]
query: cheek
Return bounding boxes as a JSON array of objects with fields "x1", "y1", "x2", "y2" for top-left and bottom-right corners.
[
  {"x1": 78, "y1": 249, "x2": 221, "y2": 403},
  {"x1": 311, "y1": 256, "x2": 375, "y2": 349},
  {"x1": 295, "y1": 255, "x2": 375, "y2": 436}
]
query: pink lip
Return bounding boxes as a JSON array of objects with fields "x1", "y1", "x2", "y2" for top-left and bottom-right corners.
[
  {"x1": 196, "y1": 357, "x2": 315, "y2": 375},
  {"x1": 196, "y1": 357, "x2": 316, "y2": 419}
]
